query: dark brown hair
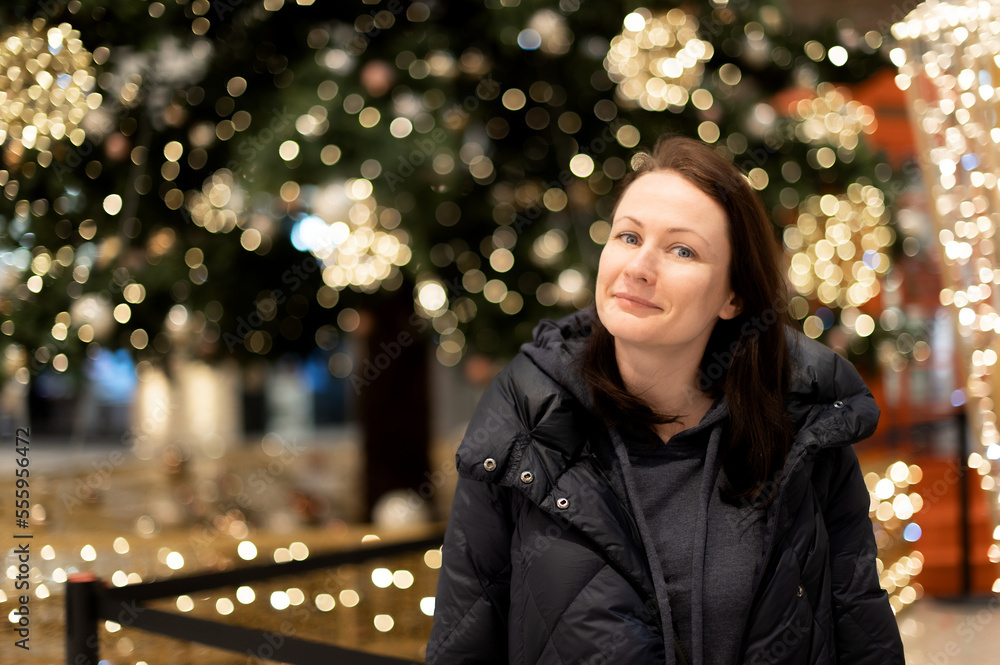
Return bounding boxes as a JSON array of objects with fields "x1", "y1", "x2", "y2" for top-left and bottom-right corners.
[{"x1": 579, "y1": 135, "x2": 794, "y2": 507}]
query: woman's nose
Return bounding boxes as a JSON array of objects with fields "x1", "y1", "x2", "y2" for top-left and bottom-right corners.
[{"x1": 623, "y1": 247, "x2": 655, "y2": 283}]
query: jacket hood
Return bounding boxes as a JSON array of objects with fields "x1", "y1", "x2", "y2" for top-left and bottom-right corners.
[{"x1": 518, "y1": 307, "x2": 596, "y2": 412}]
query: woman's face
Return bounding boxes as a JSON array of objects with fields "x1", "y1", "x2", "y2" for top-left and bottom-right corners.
[{"x1": 595, "y1": 170, "x2": 741, "y2": 355}]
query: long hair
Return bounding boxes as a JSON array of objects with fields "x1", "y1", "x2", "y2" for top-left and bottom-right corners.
[{"x1": 579, "y1": 135, "x2": 794, "y2": 507}]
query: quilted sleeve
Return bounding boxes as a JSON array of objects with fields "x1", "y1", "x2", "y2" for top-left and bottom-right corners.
[
  {"x1": 824, "y1": 445, "x2": 905, "y2": 664},
  {"x1": 426, "y1": 475, "x2": 514, "y2": 664}
]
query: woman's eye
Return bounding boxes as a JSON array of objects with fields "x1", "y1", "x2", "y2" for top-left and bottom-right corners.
[
  {"x1": 618, "y1": 232, "x2": 639, "y2": 245},
  {"x1": 673, "y1": 246, "x2": 694, "y2": 258}
]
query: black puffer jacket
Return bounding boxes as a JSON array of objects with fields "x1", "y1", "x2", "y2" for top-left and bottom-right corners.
[{"x1": 427, "y1": 310, "x2": 905, "y2": 664}]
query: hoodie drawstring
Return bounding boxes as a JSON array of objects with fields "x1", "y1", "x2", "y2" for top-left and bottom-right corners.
[
  {"x1": 689, "y1": 425, "x2": 722, "y2": 665},
  {"x1": 607, "y1": 421, "x2": 724, "y2": 665}
]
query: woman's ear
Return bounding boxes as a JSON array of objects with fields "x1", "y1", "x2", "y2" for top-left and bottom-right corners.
[{"x1": 718, "y1": 292, "x2": 742, "y2": 320}]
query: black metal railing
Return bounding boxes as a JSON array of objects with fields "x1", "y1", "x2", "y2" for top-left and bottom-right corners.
[{"x1": 66, "y1": 530, "x2": 445, "y2": 665}]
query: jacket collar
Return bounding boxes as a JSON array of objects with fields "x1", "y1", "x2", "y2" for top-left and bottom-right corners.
[
  {"x1": 455, "y1": 308, "x2": 880, "y2": 557},
  {"x1": 461, "y1": 308, "x2": 880, "y2": 479}
]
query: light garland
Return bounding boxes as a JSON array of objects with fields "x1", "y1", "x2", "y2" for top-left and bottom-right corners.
[
  {"x1": 787, "y1": 83, "x2": 877, "y2": 152},
  {"x1": 784, "y1": 184, "x2": 893, "y2": 309},
  {"x1": 0, "y1": 19, "x2": 101, "y2": 161},
  {"x1": 604, "y1": 7, "x2": 712, "y2": 112},
  {"x1": 186, "y1": 169, "x2": 248, "y2": 234},
  {"x1": 188, "y1": 172, "x2": 412, "y2": 292},
  {"x1": 307, "y1": 180, "x2": 410, "y2": 293},
  {"x1": 865, "y1": 460, "x2": 925, "y2": 613},
  {"x1": 892, "y1": 0, "x2": 1000, "y2": 593}
]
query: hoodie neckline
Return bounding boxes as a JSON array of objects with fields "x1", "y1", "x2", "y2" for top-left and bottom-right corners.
[{"x1": 630, "y1": 393, "x2": 729, "y2": 458}]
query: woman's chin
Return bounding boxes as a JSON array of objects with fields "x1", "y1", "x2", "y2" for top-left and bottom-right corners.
[{"x1": 603, "y1": 320, "x2": 659, "y2": 346}]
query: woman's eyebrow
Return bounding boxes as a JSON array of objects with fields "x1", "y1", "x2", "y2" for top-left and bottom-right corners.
[
  {"x1": 617, "y1": 215, "x2": 646, "y2": 228},
  {"x1": 616, "y1": 215, "x2": 708, "y2": 244}
]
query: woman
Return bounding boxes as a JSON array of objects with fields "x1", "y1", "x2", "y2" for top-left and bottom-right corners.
[{"x1": 426, "y1": 136, "x2": 905, "y2": 665}]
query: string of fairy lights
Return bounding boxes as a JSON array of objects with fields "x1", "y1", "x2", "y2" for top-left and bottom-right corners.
[
  {"x1": 0, "y1": 20, "x2": 101, "y2": 162},
  {"x1": 892, "y1": 0, "x2": 1000, "y2": 594},
  {"x1": 786, "y1": 184, "x2": 893, "y2": 338},
  {"x1": 865, "y1": 461, "x2": 926, "y2": 613},
  {"x1": 604, "y1": 7, "x2": 713, "y2": 112},
  {"x1": 781, "y1": 83, "x2": 892, "y2": 329}
]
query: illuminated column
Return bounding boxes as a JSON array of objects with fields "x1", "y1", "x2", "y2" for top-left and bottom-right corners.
[
  {"x1": 131, "y1": 363, "x2": 173, "y2": 460},
  {"x1": 892, "y1": 0, "x2": 1000, "y2": 592}
]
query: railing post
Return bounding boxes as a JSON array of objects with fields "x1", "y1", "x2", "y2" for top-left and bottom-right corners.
[
  {"x1": 956, "y1": 410, "x2": 971, "y2": 596},
  {"x1": 66, "y1": 572, "x2": 100, "y2": 665}
]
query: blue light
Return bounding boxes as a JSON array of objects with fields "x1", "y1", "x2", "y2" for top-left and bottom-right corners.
[
  {"x1": 816, "y1": 307, "x2": 835, "y2": 330},
  {"x1": 862, "y1": 249, "x2": 880, "y2": 270},
  {"x1": 903, "y1": 523, "x2": 922, "y2": 542},
  {"x1": 517, "y1": 29, "x2": 541, "y2": 50},
  {"x1": 979, "y1": 69, "x2": 992, "y2": 87},
  {"x1": 986, "y1": 444, "x2": 1000, "y2": 460},
  {"x1": 290, "y1": 214, "x2": 330, "y2": 253},
  {"x1": 961, "y1": 153, "x2": 979, "y2": 171},
  {"x1": 951, "y1": 389, "x2": 966, "y2": 407}
]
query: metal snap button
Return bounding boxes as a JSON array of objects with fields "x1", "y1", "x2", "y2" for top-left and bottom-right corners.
[
  {"x1": 483, "y1": 458, "x2": 497, "y2": 471},
  {"x1": 556, "y1": 497, "x2": 570, "y2": 510},
  {"x1": 833, "y1": 400, "x2": 844, "y2": 409},
  {"x1": 520, "y1": 470, "x2": 534, "y2": 484}
]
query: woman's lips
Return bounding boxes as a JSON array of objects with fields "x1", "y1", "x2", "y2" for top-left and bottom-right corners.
[{"x1": 614, "y1": 292, "x2": 661, "y2": 309}]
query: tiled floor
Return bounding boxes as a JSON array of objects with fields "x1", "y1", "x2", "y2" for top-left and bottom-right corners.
[{"x1": 900, "y1": 596, "x2": 1000, "y2": 664}]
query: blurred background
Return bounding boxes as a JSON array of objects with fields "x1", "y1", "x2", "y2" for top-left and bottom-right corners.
[{"x1": 0, "y1": 0, "x2": 998, "y2": 663}]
